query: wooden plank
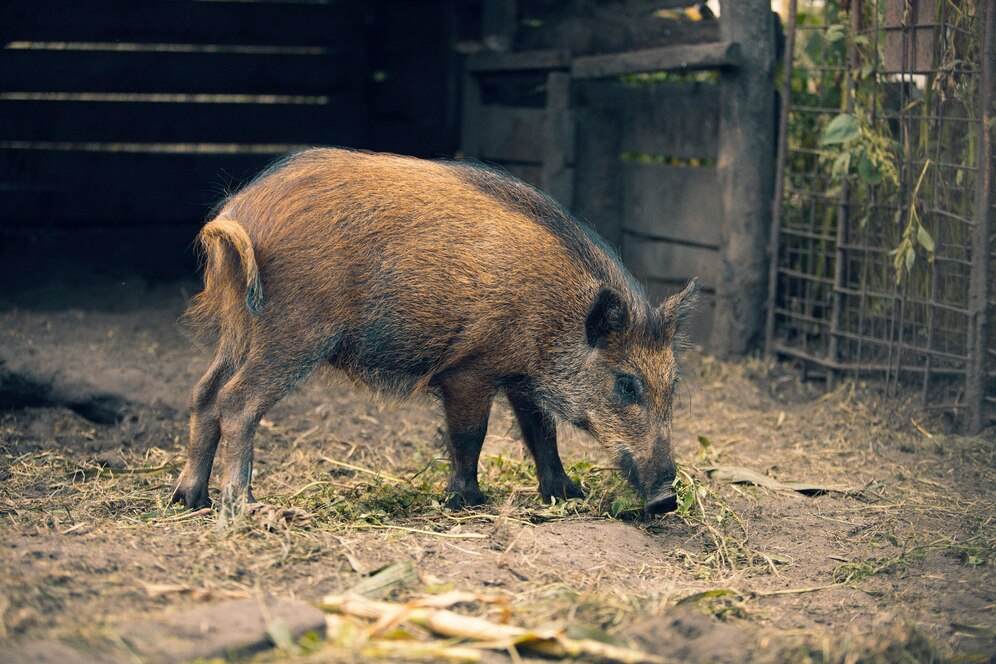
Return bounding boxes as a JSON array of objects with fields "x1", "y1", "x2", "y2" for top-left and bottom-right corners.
[
  {"x1": 479, "y1": 71, "x2": 548, "y2": 108},
  {"x1": 572, "y1": 41, "x2": 740, "y2": 79},
  {"x1": 542, "y1": 72, "x2": 574, "y2": 206},
  {"x1": 617, "y1": 0, "x2": 704, "y2": 11},
  {"x1": 573, "y1": 102, "x2": 623, "y2": 248},
  {"x1": 0, "y1": 226, "x2": 204, "y2": 283},
  {"x1": 0, "y1": 149, "x2": 275, "y2": 225},
  {"x1": 468, "y1": 49, "x2": 570, "y2": 72},
  {"x1": 516, "y1": 3, "x2": 720, "y2": 54},
  {"x1": 620, "y1": 83, "x2": 720, "y2": 159},
  {"x1": 621, "y1": 163, "x2": 721, "y2": 246},
  {"x1": 0, "y1": 50, "x2": 358, "y2": 95},
  {"x1": 0, "y1": 187, "x2": 213, "y2": 226},
  {"x1": 712, "y1": 0, "x2": 776, "y2": 356},
  {"x1": 0, "y1": 0, "x2": 360, "y2": 46},
  {"x1": 0, "y1": 98, "x2": 367, "y2": 145},
  {"x1": 621, "y1": 233, "x2": 719, "y2": 287},
  {"x1": 478, "y1": 106, "x2": 545, "y2": 164}
]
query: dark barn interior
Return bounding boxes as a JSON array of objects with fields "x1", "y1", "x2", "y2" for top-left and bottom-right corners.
[
  {"x1": 0, "y1": 0, "x2": 779, "y2": 357},
  {"x1": 1, "y1": 1, "x2": 475, "y2": 287}
]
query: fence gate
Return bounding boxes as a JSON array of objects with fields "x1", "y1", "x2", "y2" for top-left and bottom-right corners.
[
  {"x1": 461, "y1": 0, "x2": 777, "y2": 352},
  {"x1": 767, "y1": 0, "x2": 994, "y2": 432}
]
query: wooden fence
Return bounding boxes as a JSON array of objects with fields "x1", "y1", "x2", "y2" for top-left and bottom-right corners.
[
  {"x1": 462, "y1": 0, "x2": 777, "y2": 353},
  {"x1": 0, "y1": 0, "x2": 462, "y2": 227}
]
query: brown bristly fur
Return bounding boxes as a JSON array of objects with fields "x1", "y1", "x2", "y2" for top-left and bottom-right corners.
[
  {"x1": 171, "y1": 148, "x2": 698, "y2": 514},
  {"x1": 184, "y1": 217, "x2": 262, "y2": 356}
]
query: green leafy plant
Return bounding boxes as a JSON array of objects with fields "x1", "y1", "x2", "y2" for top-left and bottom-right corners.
[
  {"x1": 889, "y1": 159, "x2": 936, "y2": 283},
  {"x1": 819, "y1": 111, "x2": 898, "y2": 191}
]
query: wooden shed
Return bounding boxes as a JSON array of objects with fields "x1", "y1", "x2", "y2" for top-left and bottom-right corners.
[{"x1": 0, "y1": 0, "x2": 777, "y2": 355}]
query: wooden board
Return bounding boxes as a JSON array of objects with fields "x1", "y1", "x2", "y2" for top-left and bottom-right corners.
[
  {"x1": 0, "y1": 98, "x2": 367, "y2": 145},
  {"x1": 620, "y1": 163, "x2": 721, "y2": 247},
  {"x1": 0, "y1": 50, "x2": 357, "y2": 95},
  {"x1": 0, "y1": 1, "x2": 361, "y2": 46},
  {"x1": 468, "y1": 49, "x2": 570, "y2": 72},
  {"x1": 621, "y1": 233, "x2": 719, "y2": 288},
  {"x1": 572, "y1": 42, "x2": 739, "y2": 79},
  {"x1": 478, "y1": 106, "x2": 545, "y2": 164},
  {"x1": 542, "y1": 72, "x2": 574, "y2": 206},
  {"x1": 515, "y1": 3, "x2": 720, "y2": 54},
  {"x1": 572, "y1": 104, "x2": 623, "y2": 247},
  {"x1": 478, "y1": 72, "x2": 548, "y2": 109},
  {"x1": 0, "y1": 149, "x2": 275, "y2": 225},
  {"x1": 620, "y1": 84, "x2": 720, "y2": 160}
]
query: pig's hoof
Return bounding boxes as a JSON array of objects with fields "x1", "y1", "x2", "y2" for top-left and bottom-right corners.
[
  {"x1": 540, "y1": 477, "x2": 585, "y2": 502},
  {"x1": 444, "y1": 488, "x2": 487, "y2": 510},
  {"x1": 170, "y1": 483, "x2": 210, "y2": 510}
]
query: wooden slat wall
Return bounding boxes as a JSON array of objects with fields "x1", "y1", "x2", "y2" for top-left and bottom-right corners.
[
  {"x1": 0, "y1": 151, "x2": 268, "y2": 226},
  {"x1": 618, "y1": 78, "x2": 720, "y2": 346},
  {"x1": 619, "y1": 83, "x2": 720, "y2": 160},
  {"x1": 478, "y1": 106, "x2": 546, "y2": 164},
  {"x1": 515, "y1": 0, "x2": 719, "y2": 54},
  {"x1": 461, "y1": 0, "x2": 724, "y2": 347},
  {"x1": 365, "y1": 0, "x2": 460, "y2": 156},
  {"x1": 0, "y1": 0, "x2": 368, "y2": 227},
  {"x1": 571, "y1": 75, "x2": 721, "y2": 345},
  {"x1": 621, "y1": 163, "x2": 721, "y2": 247},
  {"x1": 0, "y1": 50, "x2": 356, "y2": 95},
  {"x1": 0, "y1": 1, "x2": 353, "y2": 45},
  {"x1": 1, "y1": 99, "x2": 367, "y2": 144}
]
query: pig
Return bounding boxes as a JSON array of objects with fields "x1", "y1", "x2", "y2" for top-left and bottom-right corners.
[{"x1": 171, "y1": 148, "x2": 697, "y2": 515}]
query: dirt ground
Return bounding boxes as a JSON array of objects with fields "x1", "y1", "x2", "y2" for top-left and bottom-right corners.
[{"x1": 0, "y1": 280, "x2": 993, "y2": 663}]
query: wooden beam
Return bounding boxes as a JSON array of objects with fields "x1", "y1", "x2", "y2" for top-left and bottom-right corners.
[
  {"x1": 571, "y1": 41, "x2": 739, "y2": 79},
  {"x1": 710, "y1": 1, "x2": 777, "y2": 357},
  {"x1": 966, "y1": 0, "x2": 993, "y2": 433},
  {"x1": 478, "y1": 106, "x2": 545, "y2": 163},
  {"x1": 467, "y1": 49, "x2": 570, "y2": 73},
  {"x1": 541, "y1": 72, "x2": 574, "y2": 206},
  {"x1": 620, "y1": 164, "x2": 722, "y2": 247}
]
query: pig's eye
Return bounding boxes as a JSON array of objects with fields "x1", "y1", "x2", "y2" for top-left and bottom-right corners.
[{"x1": 614, "y1": 373, "x2": 644, "y2": 406}]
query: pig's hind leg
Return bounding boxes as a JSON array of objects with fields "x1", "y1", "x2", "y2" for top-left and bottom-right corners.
[
  {"x1": 213, "y1": 347, "x2": 317, "y2": 515},
  {"x1": 438, "y1": 372, "x2": 495, "y2": 509},
  {"x1": 507, "y1": 391, "x2": 584, "y2": 503},
  {"x1": 172, "y1": 349, "x2": 236, "y2": 509}
]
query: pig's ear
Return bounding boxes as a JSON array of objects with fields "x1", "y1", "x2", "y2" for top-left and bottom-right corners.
[
  {"x1": 586, "y1": 286, "x2": 629, "y2": 347},
  {"x1": 658, "y1": 277, "x2": 699, "y2": 336}
]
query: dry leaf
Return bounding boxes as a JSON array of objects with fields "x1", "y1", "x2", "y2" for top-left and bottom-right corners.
[{"x1": 704, "y1": 465, "x2": 853, "y2": 495}]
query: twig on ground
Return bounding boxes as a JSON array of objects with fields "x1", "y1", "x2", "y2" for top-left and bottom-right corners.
[
  {"x1": 349, "y1": 523, "x2": 486, "y2": 539},
  {"x1": 321, "y1": 593, "x2": 665, "y2": 664}
]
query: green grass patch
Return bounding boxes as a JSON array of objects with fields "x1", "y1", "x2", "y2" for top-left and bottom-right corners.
[{"x1": 279, "y1": 455, "x2": 645, "y2": 527}]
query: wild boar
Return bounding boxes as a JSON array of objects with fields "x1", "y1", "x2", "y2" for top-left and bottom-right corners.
[{"x1": 171, "y1": 148, "x2": 697, "y2": 515}]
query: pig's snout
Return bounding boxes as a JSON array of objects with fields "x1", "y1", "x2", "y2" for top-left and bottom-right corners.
[{"x1": 644, "y1": 488, "x2": 678, "y2": 515}]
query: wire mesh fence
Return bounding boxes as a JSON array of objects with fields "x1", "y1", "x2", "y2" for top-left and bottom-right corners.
[{"x1": 766, "y1": 0, "x2": 993, "y2": 432}]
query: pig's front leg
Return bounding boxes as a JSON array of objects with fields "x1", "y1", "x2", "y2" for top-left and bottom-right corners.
[
  {"x1": 508, "y1": 391, "x2": 584, "y2": 503},
  {"x1": 439, "y1": 372, "x2": 494, "y2": 509}
]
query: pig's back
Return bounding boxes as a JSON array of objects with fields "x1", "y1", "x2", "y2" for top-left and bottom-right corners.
[{"x1": 217, "y1": 148, "x2": 640, "y2": 389}]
